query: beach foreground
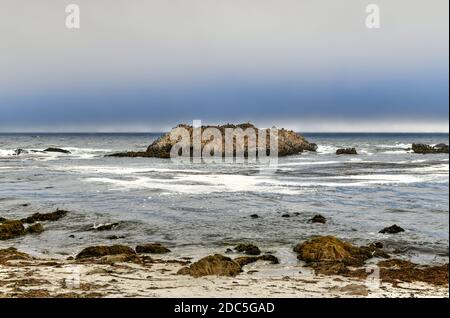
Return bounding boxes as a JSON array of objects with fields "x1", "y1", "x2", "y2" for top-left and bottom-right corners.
[{"x1": 0, "y1": 247, "x2": 448, "y2": 298}]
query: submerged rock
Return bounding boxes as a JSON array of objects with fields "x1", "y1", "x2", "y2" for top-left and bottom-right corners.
[
  {"x1": 234, "y1": 244, "x2": 261, "y2": 256},
  {"x1": 250, "y1": 214, "x2": 260, "y2": 219},
  {"x1": 379, "y1": 224, "x2": 405, "y2": 234},
  {"x1": 412, "y1": 143, "x2": 449, "y2": 154},
  {"x1": 76, "y1": 245, "x2": 136, "y2": 259},
  {"x1": 336, "y1": 148, "x2": 357, "y2": 155},
  {"x1": 234, "y1": 254, "x2": 279, "y2": 267},
  {"x1": 177, "y1": 254, "x2": 242, "y2": 277},
  {"x1": 136, "y1": 243, "x2": 171, "y2": 254},
  {"x1": 89, "y1": 223, "x2": 119, "y2": 231},
  {"x1": 0, "y1": 220, "x2": 26, "y2": 240},
  {"x1": 43, "y1": 147, "x2": 71, "y2": 154},
  {"x1": 108, "y1": 123, "x2": 317, "y2": 158},
  {"x1": 21, "y1": 209, "x2": 68, "y2": 224},
  {"x1": 309, "y1": 214, "x2": 327, "y2": 224},
  {"x1": 14, "y1": 149, "x2": 28, "y2": 156}
]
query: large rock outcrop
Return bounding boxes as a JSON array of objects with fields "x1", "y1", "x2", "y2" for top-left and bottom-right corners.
[
  {"x1": 412, "y1": 143, "x2": 449, "y2": 154},
  {"x1": 109, "y1": 123, "x2": 317, "y2": 158}
]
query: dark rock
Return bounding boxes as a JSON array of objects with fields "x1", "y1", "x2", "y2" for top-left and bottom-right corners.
[
  {"x1": 234, "y1": 254, "x2": 279, "y2": 267},
  {"x1": 21, "y1": 209, "x2": 68, "y2": 223},
  {"x1": 135, "y1": 243, "x2": 171, "y2": 254},
  {"x1": 309, "y1": 214, "x2": 327, "y2": 224},
  {"x1": 69, "y1": 235, "x2": 75, "y2": 238},
  {"x1": 281, "y1": 214, "x2": 290, "y2": 218},
  {"x1": 43, "y1": 147, "x2": 71, "y2": 154},
  {"x1": 369, "y1": 242, "x2": 384, "y2": 249},
  {"x1": 14, "y1": 149, "x2": 28, "y2": 156},
  {"x1": 76, "y1": 245, "x2": 136, "y2": 259},
  {"x1": 379, "y1": 224, "x2": 405, "y2": 234},
  {"x1": 336, "y1": 148, "x2": 357, "y2": 155},
  {"x1": 0, "y1": 217, "x2": 9, "y2": 223},
  {"x1": 108, "y1": 123, "x2": 317, "y2": 158},
  {"x1": 235, "y1": 244, "x2": 261, "y2": 256},
  {"x1": 0, "y1": 220, "x2": 25, "y2": 240},
  {"x1": 412, "y1": 143, "x2": 449, "y2": 154},
  {"x1": 177, "y1": 254, "x2": 242, "y2": 277},
  {"x1": 89, "y1": 222, "x2": 119, "y2": 231},
  {"x1": 225, "y1": 248, "x2": 233, "y2": 254},
  {"x1": 250, "y1": 214, "x2": 259, "y2": 219},
  {"x1": 26, "y1": 223, "x2": 44, "y2": 234}
]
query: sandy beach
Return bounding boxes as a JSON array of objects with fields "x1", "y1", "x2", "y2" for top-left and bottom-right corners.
[{"x1": 0, "y1": 245, "x2": 448, "y2": 298}]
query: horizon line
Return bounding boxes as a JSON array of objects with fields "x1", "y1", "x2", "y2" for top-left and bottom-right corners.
[{"x1": 0, "y1": 131, "x2": 448, "y2": 134}]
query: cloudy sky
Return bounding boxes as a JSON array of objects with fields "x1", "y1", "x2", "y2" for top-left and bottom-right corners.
[{"x1": 0, "y1": 0, "x2": 448, "y2": 132}]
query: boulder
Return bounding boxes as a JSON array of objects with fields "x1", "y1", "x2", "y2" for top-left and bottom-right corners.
[
  {"x1": 76, "y1": 245, "x2": 136, "y2": 259},
  {"x1": 412, "y1": 143, "x2": 449, "y2": 154},
  {"x1": 379, "y1": 224, "x2": 404, "y2": 234},
  {"x1": 309, "y1": 214, "x2": 327, "y2": 224},
  {"x1": 43, "y1": 147, "x2": 71, "y2": 154},
  {"x1": 234, "y1": 244, "x2": 261, "y2": 255},
  {"x1": 135, "y1": 243, "x2": 171, "y2": 254},
  {"x1": 0, "y1": 220, "x2": 26, "y2": 240},
  {"x1": 108, "y1": 123, "x2": 317, "y2": 158},
  {"x1": 336, "y1": 148, "x2": 357, "y2": 155},
  {"x1": 293, "y1": 236, "x2": 388, "y2": 267},
  {"x1": 177, "y1": 254, "x2": 242, "y2": 277},
  {"x1": 21, "y1": 209, "x2": 68, "y2": 223}
]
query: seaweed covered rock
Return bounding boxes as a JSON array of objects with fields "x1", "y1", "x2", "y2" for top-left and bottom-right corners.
[
  {"x1": 21, "y1": 209, "x2": 68, "y2": 224},
  {"x1": 412, "y1": 143, "x2": 449, "y2": 154},
  {"x1": 0, "y1": 247, "x2": 32, "y2": 264},
  {"x1": 108, "y1": 123, "x2": 317, "y2": 158},
  {"x1": 26, "y1": 223, "x2": 44, "y2": 234},
  {"x1": 294, "y1": 236, "x2": 388, "y2": 267},
  {"x1": 378, "y1": 259, "x2": 449, "y2": 286},
  {"x1": 76, "y1": 245, "x2": 136, "y2": 259},
  {"x1": 234, "y1": 244, "x2": 261, "y2": 256},
  {"x1": 336, "y1": 148, "x2": 357, "y2": 155},
  {"x1": 177, "y1": 254, "x2": 242, "y2": 277},
  {"x1": 136, "y1": 243, "x2": 171, "y2": 254},
  {"x1": 0, "y1": 220, "x2": 26, "y2": 240}
]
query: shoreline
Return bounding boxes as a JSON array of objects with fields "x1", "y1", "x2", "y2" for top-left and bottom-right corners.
[{"x1": 1, "y1": 208, "x2": 449, "y2": 298}]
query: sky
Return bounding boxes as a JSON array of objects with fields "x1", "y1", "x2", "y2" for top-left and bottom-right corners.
[{"x1": 0, "y1": 0, "x2": 448, "y2": 132}]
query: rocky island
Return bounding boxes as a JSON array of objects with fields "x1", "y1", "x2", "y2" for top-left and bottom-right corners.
[{"x1": 108, "y1": 123, "x2": 317, "y2": 158}]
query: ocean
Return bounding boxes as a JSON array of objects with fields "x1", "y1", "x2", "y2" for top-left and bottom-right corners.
[{"x1": 0, "y1": 133, "x2": 448, "y2": 265}]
